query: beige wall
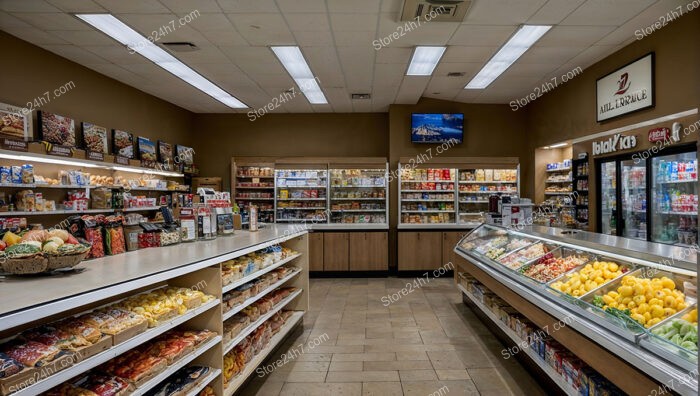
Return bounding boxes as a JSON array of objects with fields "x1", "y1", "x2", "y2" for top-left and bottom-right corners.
[{"x1": 0, "y1": 31, "x2": 194, "y2": 150}]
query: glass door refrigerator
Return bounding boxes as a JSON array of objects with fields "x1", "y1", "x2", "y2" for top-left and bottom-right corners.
[
  {"x1": 597, "y1": 143, "x2": 697, "y2": 246},
  {"x1": 650, "y1": 147, "x2": 698, "y2": 246}
]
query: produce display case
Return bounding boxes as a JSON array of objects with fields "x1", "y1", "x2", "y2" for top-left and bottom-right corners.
[
  {"x1": 233, "y1": 164, "x2": 275, "y2": 224},
  {"x1": 328, "y1": 164, "x2": 388, "y2": 228},
  {"x1": 454, "y1": 224, "x2": 698, "y2": 395},
  {"x1": 457, "y1": 167, "x2": 519, "y2": 226},
  {"x1": 274, "y1": 168, "x2": 328, "y2": 223},
  {"x1": 398, "y1": 166, "x2": 457, "y2": 226}
]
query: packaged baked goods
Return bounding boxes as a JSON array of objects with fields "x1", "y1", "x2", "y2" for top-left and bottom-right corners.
[
  {"x1": 0, "y1": 352, "x2": 24, "y2": 379},
  {"x1": 74, "y1": 373, "x2": 130, "y2": 396},
  {"x1": 20, "y1": 164, "x2": 33, "y2": 184},
  {"x1": 1, "y1": 340, "x2": 60, "y2": 367},
  {"x1": 91, "y1": 188, "x2": 113, "y2": 210},
  {"x1": 0, "y1": 166, "x2": 10, "y2": 184},
  {"x1": 78, "y1": 312, "x2": 115, "y2": 332},
  {"x1": 104, "y1": 220, "x2": 125, "y2": 255},
  {"x1": 149, "y1": 366, "x2": 210, "y2": 396},
  {"x1": 15, "y1": 190, "x2": 35, "y2": 211},
  {"x1": 21, "y1": 325, "x2": 91, "y2": 350},
  {"x1": 11, "y1": 166, "x2": 21, "y2": 184},
  {"x1": 57, "y1": 319, "x2": 102, "y2": 344}
]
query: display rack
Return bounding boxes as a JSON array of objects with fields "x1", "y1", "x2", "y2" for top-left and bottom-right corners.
[
  {"x1": 572, "y1": 156, "x2": 589, "y2": 227},
  {"x1": 0, "y1": 225, "x2": 309, "y2": 396},
  {"x1": 275, "y1": 167, "x2": 328, "y2": 223},
  {"x1": 544, "y1": 160, "x2": 573, "y2": 200},
  {"x1": 233, "y1": 163, "x2": 275, "y2": 224},
  {"x1": 453, "y1": 224, "x2": 697, "y2": 396},
  {"x1": 398, "y1": 166, "x2": 457, "y2": 226},
  {"x1": 457, "y1": 166, "x2": 519, "y2": 226},
  {"x1": 327, "y1": 164, "x2": 388, "y2": 228}
]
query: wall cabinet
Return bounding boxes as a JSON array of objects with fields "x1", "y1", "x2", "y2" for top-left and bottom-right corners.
[
  {"x1": 398, "y1": 232, "x2": 443, "y2": 270},
  {"x1": 349, "y1": 232, "x2": 388, "y2": 271},
  {"x1": 323, "y1": 232, "x2": 349, "y2": 271},
  {"x1": 309, "y1": 232, "x2": 324, "y2": 271}
]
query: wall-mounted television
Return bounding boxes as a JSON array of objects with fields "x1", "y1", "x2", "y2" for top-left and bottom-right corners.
[{"x1": 411, "y1": 113, "x2": 463, "y2": 144}]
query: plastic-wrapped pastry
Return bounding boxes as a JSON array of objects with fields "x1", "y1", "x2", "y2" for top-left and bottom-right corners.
[
  {"x1": 0, "y1": 352, "x2": 24, "y2": 378},
  {"x1": 1, "y1": 340, "x2": 60, "y2": 367},
  {"x1": 21, "y1": 325, "x2": 91, "y2": 350}
]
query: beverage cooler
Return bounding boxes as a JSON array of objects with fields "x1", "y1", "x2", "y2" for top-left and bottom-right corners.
[{"x1": 596, "y1": 144, "x2": 698, "y2": 246}]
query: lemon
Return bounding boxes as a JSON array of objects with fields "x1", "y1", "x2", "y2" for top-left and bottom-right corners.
[
  {"x1": 608, "y1": 263, "x2": 619, "y2": 272},
  {"x1": 660, "y1": 277, "x2": 676, "y2": 290},
  {"x1": 618, "y1": 285, "x2": 633, "y2": 297}
]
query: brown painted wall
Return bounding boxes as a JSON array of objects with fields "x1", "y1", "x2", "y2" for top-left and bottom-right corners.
[
  {"x1": 192, "y1": 113, "x2": 389, "y2": 189},
  {"x1": 0, "y1": 31, "x2": 194, "y2": 150}
]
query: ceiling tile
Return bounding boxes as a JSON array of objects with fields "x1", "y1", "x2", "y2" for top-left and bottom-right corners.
[
  {"x1": 302, "y1": 46, "x2": 345, "y2": 86},
  {"x1": 324, "y1": 87, "x2": 352, "y2": 109},
  {"x1": 285, "y1": 13, "x2": 330, "y2": 31},
  {"x1": 227, "y1": 13, "x2": 295, "y2": 45},
  {"x1": 375, "y1": 47, "x2": 412, "y2": 63},
  {"x1": 0, "y1": 1, "x2": 62, "y2": 12},
  {"x1": 374, "y1": 63, "x2": 405, "y2": 87},
  {"x1": 426, "y1": 76, "x2": 464, "y2": 92},
  {"x1": 502, "y1": 62, "x2": 560, "y2": 79},
  {"x1": 380, "y1": 0, "x2": 402, "y2": 13},
  {"x1": 394, "y1": 76, "x2": 430, "y2": 104},
  {"x1": 13, "y1": 12, "x2": 90, "y2": 30},
  {"x1": 183, "y1": 13, "x2": 233, "y2": 31},
  {"x1": 275, "y1": 0, "x2": 327, "y2": 14},
  {"x1": 94, "y1": 0, "x2": 171, "y2": 13},
  {"x1": 454, "y1": 89, "x2": 483, "y2": 103},
  {"x1": 536, "y1": 25, "x2": 616, "y2": 47},
  {"x1": 190, "y1": 62, "x2": 243, "y2": 77},
  {"x1": 47, "y1": 0, "x2": 106, "y2": 13},
  {"x1": 219, "y1": 45, "x2": 273, "y2": 63},
  {"x1": 376, "y1": 13, "x2": 459, "y2": 46},
  {"x1": 217, "y1": 0, "x2": 279, "y2": 13},
  {"x1": 442, "y1": 46, "x2": 497, "y2": 63},
  {"x1": 293, "y1": 30, "x2": 333, "y2": 46},
  {"x1": 448, "y1": 25, "x2": 516, "y2": 46},
  {"x1": 0, "y1": 10, "x2": 35, "y2": 28},
  {"x1": 352, "y1": 100, "x2": 373, "y2": 112},
  {"x1": 256, "y1": 74, "x2": 296, "y2": 88},
  {"x1": 40, "y1": 43, "x2": 110, "y2": 64},
  {"x1": 559, "y1": 44, "x2": 621, "y2": 71},
  {"x1": 83, "y1": 44, "x2": 153, "y2": 64},
  {"x1": 433, "y1": 62, "x2": 482, "y2": 78},
  {"x1": 334, "y1": 30, "x2": 376, "y2": 47},
  {"x1": 327, "y1": 0, "x2": 380, "y2": 14},
  {"x1": 173, "y1": 44, "x2": 231, "y2": 64},
  {"x1": 517, "y1": 46, "x2": 584, "y2": 64},
  {"x1": 462, "y1": 0, "x2": 548, "y2": 25},
  {"x1": 46, "y1": 29, "x2": 116, "y2": 45},
  {"x1": 2, "y1": 26, "x2": 70, "y2": 44},
  {"x1": 83, "y1": 63, "x2": 151, "y2": 86},
  {"x1": 330, "y1": 13, "x2": 378, "y2": 31},
  {"x1": 199, "y1": 28, "x2": 248, "y2": 45},
  {"x1": 561, "y1": 0, "x2": 657, "y2": 26},
  {"x1": 526, "y1": 0, "x2": 585, "y2": 24},
  {"x1": 160, "y1": 0, "x2": 221, "y2": 13}
]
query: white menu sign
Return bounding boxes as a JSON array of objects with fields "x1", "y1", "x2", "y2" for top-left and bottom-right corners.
[{"x1": 596, "y1": 53, "x2": 654, "y2": 122}]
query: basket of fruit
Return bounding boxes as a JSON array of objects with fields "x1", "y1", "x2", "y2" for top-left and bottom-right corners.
[{"x1": 0, "y1": 229, "x2": 91, "y2": 274}]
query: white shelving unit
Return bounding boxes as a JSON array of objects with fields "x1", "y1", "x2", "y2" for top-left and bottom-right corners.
[
  {"x1": 275, "y1": 169, "x2": 329, "y2": 224},
  {"x1": 398, "y1": 166, "x2": 458, "y2": 227},
  {"x1": 457, "y1": 167, "x2": 520, "y2": 228},
  {"x1": 234, "y1": 165, "x2": 276, "y2": 224},
  {"x1": 326, "y1": 165, "x2": 389, "y2": 228}
]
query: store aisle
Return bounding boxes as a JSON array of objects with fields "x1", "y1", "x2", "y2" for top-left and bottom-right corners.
[{"x1": 240, "y1": 278, "x2": 545, "y2": 396}]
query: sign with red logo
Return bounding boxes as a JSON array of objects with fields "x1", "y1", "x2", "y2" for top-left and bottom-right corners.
[
  {"x1": 648, "y1": 127, "x2": 670, "y2": 143},
  {"x1": 596, "y1": 53, "x2": 654, "y2": 122}
]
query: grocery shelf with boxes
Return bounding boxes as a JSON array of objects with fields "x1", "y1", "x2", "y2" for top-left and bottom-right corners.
[
  {"x1": 275, "y1": 167, "x2": 328, "y2": 223},
  {"x1": 399, "y1": 166, "x2": 457, "y2": 226},
  {"x1": 328, "y1": 162, "x2": 388, "y2": 227},
  {"x1": 232, "y1": 160, "x2": 276, "y2": 225},
  {"x1": 458, "y1": 166, "x2": 519, "y2": 226},
  {"x1": 0, "y1": 225, "x2": 309, "y2": 396},
  {"x1": 452, "y1": 223, "x2": 697, "y2": 395}
]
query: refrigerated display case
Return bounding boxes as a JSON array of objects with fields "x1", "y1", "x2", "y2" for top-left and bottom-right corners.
[
  {"x1": 572, "y1": 156, "x2": 590, "y2": 226},
  {"x1": 454, "y1": 223, "x2": 697, "y2": 395},
  {"x1": 597, "y1": 144, "x2": 697, "y2": 246},
  {"x1": 329, "y1": 166, "x2": 388, "y2": 227},
  {"x1": 234, "y1": 165, "x2": 275, "y2": 224},
  {"x1": 275, "y1": 168, "x2": 328, "y2": 223},
  {"x1": 398, "y1": 167, "x2": 457, "y2": 225},
  {"x1": 458, "y1": 167, "x2": 518, "y2": 226},
  {"x1": 651, "y1": 150, "x2": 698, "y2": 246}
]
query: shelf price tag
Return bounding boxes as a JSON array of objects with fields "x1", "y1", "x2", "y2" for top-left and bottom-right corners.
[
  {"x1": 115, "y1": 156, "x2": 130, "y2": 165},
  {"x1": 46, "y1": 144, "x2": 72, "y2": 157},
  {"x1": 1, "y1": 137, "x2": 28, "y2": 151},
  {"x1": 87, "y1": 151, "x2": 105, "y2": 161}
]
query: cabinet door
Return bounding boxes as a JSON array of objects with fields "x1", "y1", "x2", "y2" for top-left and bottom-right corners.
[
  {"x1": 442, "y1": 231, "x2": 469, "y2": 268},
  {"x1": 398, "y1": 232, "x2": 442, "y2": 271},
  {"x1": 323, "y1": 232, "x2": 349, "y2": 271},
  {"x1": 309, "y1": 232, "x2": 324, "y2": 271},
  {"x1": 349, "y1": 232, "x2": 388, "y2": 271}
]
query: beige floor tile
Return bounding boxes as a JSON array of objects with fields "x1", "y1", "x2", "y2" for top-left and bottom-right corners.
[
  {"x1": 287, "y1": 361, "x2": 330, "y2": 371},
  {"x1": 435, "y1": 369, "x2": 471, "y2": 380},
  {"x1": 326, "y1": 371, "x2": 400, "y2": 382},
  {"x1": 329, "y1": 361, "x2": 364, "y2": 371},
  {"x1": 331, "y1": 353, "x2": 396, "y2": 362},
  {"x1": 401, "y1": 380, "x2": 480, "y2": 396},
  {"x1": 361, "y1": 382, "x2": 403, "y2": 396},
  {"x1": 238, "y1": 379, "x2": 284, "y2": 396},
  {"x1": 396, "y1": 351, "x2": 430, "y2": 361},
  {"x1": 364, "y1": 360, "x2": 434, "y2": 371},
  {"x1": 283, "y1": 370, "x2": 327, "y2": 383},
  {"x1": 294, "y1": 353, "x2": 332, "y2": 362},
  {"x1": 399, "y1": 369, "x2": 438, "y2": 381},
  {"x1": 309, "y1": 345, "x2": 365, "y2": 354},
  {"x1": 279, "y1": 382, "x2": 362, "y2": 396}
]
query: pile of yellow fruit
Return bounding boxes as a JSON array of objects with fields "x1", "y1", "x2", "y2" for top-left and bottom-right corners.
[
  {"x1": 597, "y1": 275, "x2": 687, "y2": 328},
  {"x1": 681, "y1": 308, "x2": 697, "y2": 326},
  {"x1": 550, "y1": 261, "x2": 625, "y2": 297}
]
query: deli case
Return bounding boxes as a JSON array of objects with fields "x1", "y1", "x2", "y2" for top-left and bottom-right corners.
[{"x1": 454, "y1": 224, "x2": 697, "y2": 395}]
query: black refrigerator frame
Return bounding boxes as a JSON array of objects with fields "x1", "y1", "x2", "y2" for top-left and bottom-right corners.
[{"x1": 595, "y1": 142, "x2": 697, "y2": 244}]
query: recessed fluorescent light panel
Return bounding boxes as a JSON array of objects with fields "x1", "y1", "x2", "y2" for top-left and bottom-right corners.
[
  {"x1": 465, "y1": 25, "x2": 552, "y2": 89},
  {"x1": 271, "y1": 46, "x2": 328, "y2": 104},
  {"x1": 548, "y1": 142, "x2": 568, "y2": 149},
  {"x1": 407, "y1": 46, "x2": 446, "y2": 76},
  {"x1": 75, "y1": 14, "x2": 248, "y2": 108}
]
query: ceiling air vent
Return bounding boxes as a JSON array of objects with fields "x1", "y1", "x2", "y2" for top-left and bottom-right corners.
[
  {"x1": 400, "y1": 0, "x2": 472, "y2": 22},
  {"x1": 351, "y1": 93, "x2": 371, "y2": 100},
  {"x1": 447, "y1": 72, "x2": 465, "y2": 77},
  {"x1": 162, "y1": 42, "x2": 199, "y2": 52}
]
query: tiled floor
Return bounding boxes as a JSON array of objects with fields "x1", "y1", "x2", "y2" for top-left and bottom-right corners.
[{"x1": 240, "y1": 278, "x2": 545, "y2": 396}]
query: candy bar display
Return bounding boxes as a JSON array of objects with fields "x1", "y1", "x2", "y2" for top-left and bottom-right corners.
[{"x1": 329, "y1": 168, "x2": 387, "y2": 225}]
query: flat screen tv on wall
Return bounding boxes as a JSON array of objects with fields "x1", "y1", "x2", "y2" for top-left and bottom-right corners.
[{"x1": 411, "y1": 113, "x2": 463, "y2": 143}]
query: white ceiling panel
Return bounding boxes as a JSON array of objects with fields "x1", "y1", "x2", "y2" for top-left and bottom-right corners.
[
  {"x1": 47, "y1": 0, "x2": 106, "y2": 13},
  {"x1": 160, "y1": 0, "x2": 221, "y2": 13},
  {"x1": 448, "y1": 25, "x2": 517, "y2": 46},
  {"x1": 327, "y1": 0, "x2": 381, "y2": 14},
  {"x1": 536, "y1": 25, "x2": 616, "y2": 47},
  {"x1": 285, "y1": 13, "x2": 330, "y2": 31},
  {"x1": 0, "y1": 0, "x2": 665, "y2": 111},
  {"x1": 227, "y1": 13, "x2": 295, "y2": 45},
  {"x1": 216, "y1": 0, "x2": 279, "y2": 13},
  {"x1": 462, "y1": 0, "x2": 548, "y2": 25},
  {"x1": 94, "y1": 0, "x2": 171, "y2": 14},
  {"x1": 394, "y1": 76, "x2": 430, "y2": 104},
  {"x1": 275, "y1": 0, "x2": 327, "y2": 14},
  {"x1": 526, "y1": 0, "x2": 585, "y2": 24},
  {"x1": 561, "y1": 0, "x2": 657, "y2": 26}
]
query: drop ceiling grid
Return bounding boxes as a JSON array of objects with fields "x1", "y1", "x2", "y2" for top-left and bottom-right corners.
[{"x1": 0, "y1": 0, "x2": 676, "y2": 112}]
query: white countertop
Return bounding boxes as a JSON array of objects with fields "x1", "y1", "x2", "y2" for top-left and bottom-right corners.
[{"x1": 0, "y1": 225, "x2": 306, "y2": 331}]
